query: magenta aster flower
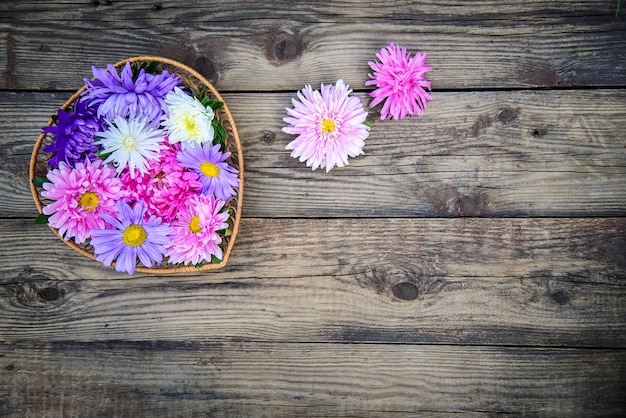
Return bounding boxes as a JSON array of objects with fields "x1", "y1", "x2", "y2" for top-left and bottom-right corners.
[
  {"x1": 82, "y1": 61, "x2": 181, "y2": 124},
  {"x1": 42, "y1": 98, "x2": 105, "y2": 167},
  {"x1": 41, "y1": 159, "x2": 126, "y2": 244},
  {"x1": 120, "y1": 141, "x2": 202, "y2": 223},
  {"x1": 283, "y1": 79, "x2": 370, "y2": 172},
  {"x1": 177, "y1": 142, "x2": 240, "y2": 201},
  {"x1": 90, "y1": 200, "x2": 172, "y2": 275},
  {"x1": 166, "y1": 194, "x2": 230, "y2": 265},
  {"x1": 366, "y1": 42, "x2": 433, "y2": 120}
]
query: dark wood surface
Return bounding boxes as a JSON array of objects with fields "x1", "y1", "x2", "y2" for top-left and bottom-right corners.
[{"x1": 1, "y1": 1, "x2": 625, "y2": 416}]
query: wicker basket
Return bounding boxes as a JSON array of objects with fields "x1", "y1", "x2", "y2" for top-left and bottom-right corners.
[{"x1": 29, "y1": 56, "x2": 244, "y2": 273}]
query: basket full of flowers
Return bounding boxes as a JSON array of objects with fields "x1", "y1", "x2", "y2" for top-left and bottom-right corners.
[{"x1": 29, "y1": 56, "x2": 244, "y2": 274}]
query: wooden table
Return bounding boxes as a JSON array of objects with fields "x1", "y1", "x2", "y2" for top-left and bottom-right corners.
[{"x1": 1, "y1": 1, "x2": 625, "y2": 416}]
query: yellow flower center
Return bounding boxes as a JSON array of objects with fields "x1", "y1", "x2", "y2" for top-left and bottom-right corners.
[
  {"x1": 321, "y1": 118, "x2": 336, "y2": 134},
  {"x1": 184, "y1": 115, "x2": 198, "y2": 133},
  {"x1": 120, "y1": 135, "x2": 138, "y2": 150},
  {"x1": 122, "y1": 224, "x2": 147, "y2": 247},
  {"x1": 79, "y1": 191, "x2": 99, "y2": 212},
  {"x1": 189, "y1": 215, "x2": 202, "y2": 233},
  {"x1": 200, "y1": 162, "x2": 220, "y2": 178}
]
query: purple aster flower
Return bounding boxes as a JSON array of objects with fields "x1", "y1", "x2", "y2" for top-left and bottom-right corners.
[
  {"x1": 177, "y1": 143, "x2": 240, "y2": 201},
  {"x1": 90, "y1": 200, "x2": 172, "y2": 275},
  {"x1": 42, "y1": 98, "x2": 105, "y2": 167},
  {"x1": 82, "y1": 61, "x2": 181, "y2": 125}
]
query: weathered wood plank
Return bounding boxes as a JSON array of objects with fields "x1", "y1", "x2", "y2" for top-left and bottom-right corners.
[
  {"x1": 1, "y1": 218, "x2": 624, "y2": 346},
  {"x1": 1, "y1": 0, "x2": 624, "y2": 90},
  {"x1": 3, "y1": 89, "x2": 625, "y2": 218},
  {"x1": 1, "y1": 342, "x2": 624, "y2": 416},
  {"x1": 232, "y1": 89, "x2": 626, "y2": 218},
  {"x1": 3, "y1": 0, "x2": 621, "y2": 23}
]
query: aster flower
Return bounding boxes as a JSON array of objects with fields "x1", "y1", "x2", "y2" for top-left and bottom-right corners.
[
  {"x1": 120, "y1": 141, "x2": 202, "y2": 223},
  {"x1": 166, "y1": 194, "x2": 230, "y2": 265},
  {"x1": 177, "y1": 142, "x2": 240, "y2": 201},
  {"x1": 33, "y1": 58, "x2": 242, "y2": 275},
  {"x1": 366, "y1": 42, "x2": 433, "y2": 120},
  {"x1": 41, "y1": 159, "x2": 126, "y2": 244},
  {"x1": 162, "y1": 87, "x2": 215, "y2": 145},
  {"x1": 82, "y1": 61, "x2": 181, "y2": 124},
  {"x1": 283, "y1": 79, "x2": 370, "y2": 172},
  {"x1": 95, "y1": 116, "x2": 166, "y2": 178},
  {"x1": 42, "y1": 98, "x2": 105, "y2": 167},
  {"x1": 90, "y1": 200, "x2": 172, "y2": 274}
]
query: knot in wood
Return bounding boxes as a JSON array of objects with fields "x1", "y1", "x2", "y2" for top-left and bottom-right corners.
[
  {"x1": 263, "y1": 32, "x2": 303, "y2": 66},
  {"x1": 391, "y1": 282, "x2": 419, "y2": 301},
  {"x1": 531, "y1": 127, "x2": 545, "y2": 138},
  {"x1": 550, "y1": 289, "x2": 570, "y2": 305},
  {"x1": 274, "y1": 39, "x2": 300, "y2": 61},
  {"x1": 6, "y1": 268, "x2": 67, "y2": 310},
  {"x1": 193, "y1": 56, "x2": 218, "y2": 83},
  {"x1": 38, "y1": 286, "x2": 61, "y2": 302},
  {"x1": 496, "y1": 107, "x2": 519, "y2": 124},
  {"x1": 261, "y1": 130, "x2": 276, "y2": 144}
]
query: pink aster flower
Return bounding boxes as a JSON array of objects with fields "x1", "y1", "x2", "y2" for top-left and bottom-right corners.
[
  {"x1": 166, "y1": 194, "x2": 230, "y2": 265},
  {"x1": 366, "y1": 42, "x2": 433, "y2": 120},
  {"x1": 41, "y1": 159, "x2": 126, "y2": 244},
  {"x1": 283, "y1": 79, "x2": 370, "y2": 172},
  {"x1": 120, "y1": 141, "x2": 202, "y2": 223}
]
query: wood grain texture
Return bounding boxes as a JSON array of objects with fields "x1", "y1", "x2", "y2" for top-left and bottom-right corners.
[
  {"x1": 1, "y1": 218, "x2": 624, "y2": 346},
  {"x1": 3, "y1": 89, "x2": 625, "y2": 218},
  {"x1": 1, "y1": 342, "x2": 624, "y2": 416},
  {"x1": 2, "y1": 1, "x2": 626, "y2": 415},
  {"x1": 1, "y1": 1, "x2": 625, "y2": 90}
]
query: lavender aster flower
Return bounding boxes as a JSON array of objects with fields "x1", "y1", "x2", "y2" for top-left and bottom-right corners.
[
  {"x1": 90, "y1": 200, "x2": 172, "y2": 275},
  {"x1": 82, "y1": 61, "x2": 181, "y2": 124},
  {"x1": 42, "y1": 99, "x2": 105, "y2": 167},
  {"x1": 177, "y1": 142, "x2": 240, "y2": 202}
]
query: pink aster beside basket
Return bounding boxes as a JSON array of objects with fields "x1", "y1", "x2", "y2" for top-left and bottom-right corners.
[{"x1": 29, "y1": 56, "x2": 244, "y2": 273}]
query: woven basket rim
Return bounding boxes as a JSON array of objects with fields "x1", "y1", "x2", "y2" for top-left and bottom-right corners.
[{"x1": 29, "y1": 56, "x2": 244, "y2": 274}]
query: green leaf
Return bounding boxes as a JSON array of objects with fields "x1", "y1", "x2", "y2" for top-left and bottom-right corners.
[
  {"x1": 35, "y1": 213, "x2": 50, "y2": 224},
  {"x1": 32, "y1": 177, "x2": 49, "y2": 187},
  {"x1": 130, "y1": 61, "x2": 161, "y2": 78},
  {"x1": 145, "y1": 61, "x2": 160, "y2": 75},
  {"x1": 194, "y1": 262, "x2": 203, "y2": 269},
  {"x1": 364, "y1": 120, "x2": 373, "y2": 128},
  {"x1": 617, "y1": 0, "x2": 622, "y2": 17},
  {"x1": 213, "y1": 120, "x2": 227, "y2": 141},
  {"x1": 218, "y1": 228, "x2": 232, "y2": 237},
  {"x1": 208, "y1": 100, "x2": 224, "y2": 111},
  {"x1": 210, "y1": 254, "x2": 222, "y2": 264},
  {"x1": 96, "y1": 149, "x2": 112, "y2": 160}
]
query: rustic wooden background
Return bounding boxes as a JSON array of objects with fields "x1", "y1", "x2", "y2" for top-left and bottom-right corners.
[{"x1": 1, "y1": 0, "x2": 625, "y2": 416}]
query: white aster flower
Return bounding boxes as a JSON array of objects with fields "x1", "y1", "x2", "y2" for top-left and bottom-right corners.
[
  {"x1": 163, "y1": 87, "x2": 215, "y2": 145},
  {"x1": 95, "y1": 116, "x2": 166, "y2": 178}
]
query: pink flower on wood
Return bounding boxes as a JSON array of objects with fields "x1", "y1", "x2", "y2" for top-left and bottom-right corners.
[{"x1": 366, "y1": 42, "x2": 433, "y2": 120}]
